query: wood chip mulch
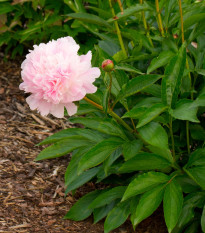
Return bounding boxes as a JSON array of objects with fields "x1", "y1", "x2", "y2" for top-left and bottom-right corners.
[{"x1": 0, "y1": 55, "x2": 167, "y2": 233}]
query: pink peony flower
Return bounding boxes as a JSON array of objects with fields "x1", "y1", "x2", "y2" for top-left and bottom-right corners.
[{"x1": 20, "y1": 37, "x2": 100, "y2": 118}]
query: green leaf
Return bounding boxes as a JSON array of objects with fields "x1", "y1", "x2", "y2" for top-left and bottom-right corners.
[
  {"x1": 78, "y1": 137, "x2": 123, "y2": 174},
  {"x1": 64, "y1": 190, "x2": 100, "y2": 221},
  {"x1": 93, "y1": 201, "x2": 116, "y2": 224},
  {"x1": 186, "y1": 148, "x2": 205, "y2": 168},
  {"x1": 76, "y1": 103, "x2": 100, "y2": 115},
  {"x1": 65, "y1": 147, "x2": 90, "y2": 187},
  {"x1": 115, "y1": 64, "x2": 143, "y2": 74},
  {"x1": 147, "y1": 145, "x2": 173, "y2": 163},
  {"x1": 137, "y1": 103, "x2": 168, "y2": 128},
  {"x1": 185, "y1": 166, "x2": 205, "y2": 189},
  {"x1": 104, "y1": 201, "x2": 130, "y2": 233},
  {"x1": 90, "y1": 186, "x2": 126, "y2": 209},
  {"x1": 122, "y1": 139, "x2": 143, "y2": 161},
  {"x1": 133, "y1": 184, "x2": 165, "y2": 226},
  {"x1": 162, "y1": 43, "x2": 186, "y2": 107},
  {"x1": 171, "y1": 99, "x2": 200, "y2": 123},
  {"x1": 66, "y1": 12, "x2": 112, "y2": 28},
  {"x1": 69, "y1": 117, "x2": 128, "y2": 140},
  {"x1": 147, "y1": 51, "x2": 175, "y2": 74},
  {"x1": 119, "y1": 152, "x2": 171, "y2": 173},
  {"x1": 163, "y1": 179, "x2": 183, "y2": 233},
  {"x1": 190, "y1": 124, "x2": 205, "y2": 141},
  {"x1": 122, "y1": 106, "x2": 147, "y2": 119},
  {"x1": 184, "y1": 13, "x2": 205, "y2": 29},
  {"x1": 142, "y1": 84, "x2": 162, "y2": 98},
  {"x1": 201, "y1": 205, "x2": 205, "y2": 232},
  {"x1": 107, "y1": 2, "x2": 152, "y2": 22},
  {"x1": 35, "y1": 136, "x2": 92, "y2": 161},
  {"x1": 0, "y1": 3, "x2": 14, "y2": 14},
  {"x1": 38, "y1": 128, "x2": 104, "y2": 145},
  {"x1": 65, "y1": 166, "x2": 100, "y2": 194},
  {"x1": 122, "y1": 172, "x2": 169, "y2": 201},
  {"x1": 138, "y1": 122, "x2": 169, "y2": 149},
  {"x1": 116, "y1": 75, "x2": 162, "y2": 102}
]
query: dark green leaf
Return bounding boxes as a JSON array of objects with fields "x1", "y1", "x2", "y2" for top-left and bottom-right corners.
[
  {"x1": 137, "y1": 103, "x2": 168, "y2": 128},
  {"x1": 78, "y1": 137, "x2": 123, "y2": 174},
  {"x1": 162, "y1": 43, "x2": 186, "y2": 107},
  {"x1": 115, "y1": 64, "x2": 143, "y2": 74},
  {"x1": 69, "y1": 117, "x2": 128, "y2": 140},
  {"x1": 35, "y1": 136, "x2": 91, "y2": 161},
  {"x1": 67, "y1": 13, "x2": 112, "y2": 28},
  {"x1": 116, "y1": 75, "x2": 162, "y2": 102},
  {"x1": 147, "y1": 51, "x2": 175, "y2": 74},
  {"x1": 163, "y1": 179, "x2": 183, "y2": 233},
  {"x1": 171, "y1": 99, "x2": 200, "y2": 123},
  {"x1": 119, "y1": 152, "x2": 171, "y2": 173},
  {"x1": 138, "y1": 122, "x2": 169, "y2": 149},
  {"x1": 186, "y1": 148, "x2": 205, "y2": 168},
  {"x1": 133, "y1": 184, "x2": 165, "y2": 226},
  {"x1": 184, "y1": 13, "x2": 205, "y2": 29},
  {"x1": 90, "y1": 186, "x2": 126, "y2": 209},
  {"x1": 64, "y1": 190, "x2": 100, "y2": 221},
  {"x1": 122, "y1": 172, "x2": 169, "y2": 201},
  {"x1": 107, "y1": 2, "x2": 152, "y2": 22},
  {"x1": 93, "y1": 201, "x2": 116, "y2": 224},
  {"x1": 104, "y1": 201, "x2": 130, "y2": 233},
  {"x1": 65, "y1": 166, "x2": 100, "y2": 194},
  {"x1": 122, "y1": 106, "x2": 147, "y2": 119},
  {"x1": 122, "y1": 139, "x2": 143, "y2": 161}
]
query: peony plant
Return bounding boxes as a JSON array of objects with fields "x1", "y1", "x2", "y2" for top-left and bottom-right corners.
[{"x1": 20, "y1": 0, "x2": 205, "y2": 233}]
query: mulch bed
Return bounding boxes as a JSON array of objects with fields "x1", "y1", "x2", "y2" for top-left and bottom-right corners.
[{"x1": 0, "y1": 55, "x2": 168, "y2": 233}]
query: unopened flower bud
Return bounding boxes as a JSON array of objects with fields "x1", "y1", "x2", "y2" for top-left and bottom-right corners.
[{"x1": 102, "y1": 59, "x2": 114, "y2": 72}]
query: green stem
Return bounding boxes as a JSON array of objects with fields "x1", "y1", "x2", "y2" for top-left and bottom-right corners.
[
  {"x1": 83, "y1": 97, "x2": 133, "y2": 133},
  {"x1": 108, "y1": 0, "x2": 127, "y2": 58},
  {"x1": 169, "y1": 116, "x2": 176, "y2": 162},
  {"x1": 108, "y1": 72, "x2": 113, "y2": 109},
  {"x1": 139, "y1": 0, "x2": 154, "y2": 47},
  {"x1": 186, "y1": 121, "x2": 191, "y2": 154},
  {"x1": 178, "y1": 0, "x2": 191, "y2": 154},
  {"x1": 155, "y1": 0, "x2": 164, "y2": 37}
]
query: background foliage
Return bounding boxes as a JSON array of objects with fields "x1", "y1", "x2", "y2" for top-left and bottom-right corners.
[{"x1": 1, "y1": 0, "x2": 205, "y2": 232}]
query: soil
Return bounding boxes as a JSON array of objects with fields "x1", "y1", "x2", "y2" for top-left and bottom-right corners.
[{"x1": 0, "y1": 56, "x2": 168, "y2": 233}]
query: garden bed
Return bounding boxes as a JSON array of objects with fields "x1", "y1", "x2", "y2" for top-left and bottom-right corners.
[{"x1": 0, "y1": 58, "x2": 167, "y2": 233}]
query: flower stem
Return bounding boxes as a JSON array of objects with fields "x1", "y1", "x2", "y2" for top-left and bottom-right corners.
[
  {"x1": 169, "y1": 116, "x2": 176, "y2": 161},
  {"x1": 178, "y1": 0, "x2": 191, "y2": 154},
  {"x1": 155, "y1": 0, "x2": 164, "y2": 37},
  {"x1": 139, "y1": 0, "x2": 154, "y2": 47},
  {"x1": 108, "y1": 72, "x2": 113, "y2": 109},
  {"x1": 83, "y1": 96, "x2": 133, "y2": 133},
  {"x1": 108, "y1": 0, "x2": 127, "y2": 58}
]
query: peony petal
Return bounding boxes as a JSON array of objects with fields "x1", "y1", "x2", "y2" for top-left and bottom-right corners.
[
  {"x1": 50, "y1": 104, "x2": 65, "y2": 118},
  {"x1": 65, "y1": 102, "x2": 78, "y2": 116}
]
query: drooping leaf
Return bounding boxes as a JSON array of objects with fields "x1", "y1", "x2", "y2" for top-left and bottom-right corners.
[
  {"x1": 133, "y1": 184, "x2": 165, "y2": 226},
  {"x1": 138, "y1": 122, "x2": 169, "y2": 149},
  {"x1": 65, "y1": 166, "x2": 101, "y2": 194},
  {"x1": 122, "y1": 172, "x2": 169, "y2": 201},
  {"x1": 119, "y1": 152, "x2": 171, "y2": 173},
  {"x1": 89, "y1": 186, "x2": 126, "y2": 209},
  {"x1": 64, "y1": 190, "x2": 100, "y2": 221},
  {"x1": 163, "y1": 179, "x2": 184, "y2": 233},
  {"x1": 93, "y1": 201, "x2": 116, "y2": 224},
  {"x1": 104, "y1": 201, "x2": 130, "y2": 233},
  {"x1": 78, "y1": 137, "x2": 123, "y2": 174},
  {"x1": 35, "y1": 136, "x2": 92, "y2": 161}
]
